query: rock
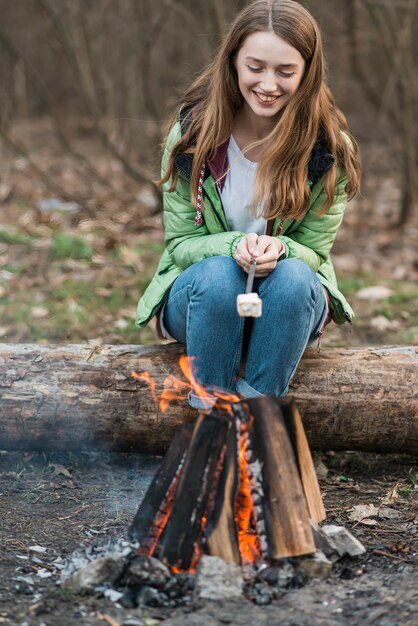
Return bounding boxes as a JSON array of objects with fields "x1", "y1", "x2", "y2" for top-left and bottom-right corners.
[
  {"x1": 256, "y1": 560, "x2": 303, "y2": 590},
  {"x1": 257, "y1": 565, "x2": 280, "y2": 586},
  {"x1": 356, "y1": 286, "x2": 394, "y2": 301},
  {"x1": 370, "y1": 316, "x2": 400, "y2": 332},
  {"x1": 36, "y1": 197, "x2": 81, "y2": 214},
  {"x1": 295, "y1": 551, "x2": 333, "y2": 578},
  {"x1": 310, "y1": 520, "x2": 338, "y2": 559},
  {"x1": 63, "y1": 555, "x2": 125, "y2": 593},
  {"x1": 321, "y1": 525, "x2": 366, "y2": 558},
  {"x1": 123, "y1": 554, "x2": 171, "y2": 589},
  {"x1": 195, "y1": 555, "x2": 244, "y2": 600},
  {"x1": 314, "y1": 459, "x2": 329, "y2": 480},
  {"x1": 136, "y1": 585, "x2": 161, "y2": 607},
  {"x1": 104, "y1": 588, "x2": 124, "y2": 602}
]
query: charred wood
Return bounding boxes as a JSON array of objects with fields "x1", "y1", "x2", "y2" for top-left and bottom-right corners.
[
  {"x1": 204, "y1": 421, "x2": 241, "y2": 565},
  {"x1": 128, "y1": 424, "x2": 192, "y2": 546},
  {"x1": 158, "y1": 411, "x2": 231, "y2": 570}
]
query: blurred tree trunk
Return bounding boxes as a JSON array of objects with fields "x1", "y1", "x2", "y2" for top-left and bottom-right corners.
[
  {"x1": 347, "y1": 0, "x2": 418, "y2": 226},
  {"x1": 0, "y1": 0, "x2": 416, "y2": 224}
]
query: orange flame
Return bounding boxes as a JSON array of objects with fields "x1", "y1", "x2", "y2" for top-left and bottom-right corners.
[
  {"x1": 235, "y1": 422, "x2": 261, "y2": 565},
  {"x1": 131, "y1": 370, "x2": 158, "y2": 403},
  {"x1": 132, "y1": 355, "x2": 239, "y2": 414}
]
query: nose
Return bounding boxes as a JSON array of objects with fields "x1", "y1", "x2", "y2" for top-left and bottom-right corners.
[{"x1": 259, "y1": 72, "x2": 277, "y2": 93}]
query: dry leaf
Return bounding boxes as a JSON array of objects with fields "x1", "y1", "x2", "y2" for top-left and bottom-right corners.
[
  {"x1": 348, "y1": 503, "x2": 379, "y2": 525},
  {"x1": 49, "y1": 463, "x2": 72, "y2": 479},
  {"x1": 96, "y1": 612, "x2": 121, "y2": 626},
  {"x1": 382, "y1": 482, "x2": 401, "y2": 505}
]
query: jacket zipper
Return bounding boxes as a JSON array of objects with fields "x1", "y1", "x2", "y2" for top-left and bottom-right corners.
[{"x1": 316, "y1": 317, "x2": 327, "y2": 353}]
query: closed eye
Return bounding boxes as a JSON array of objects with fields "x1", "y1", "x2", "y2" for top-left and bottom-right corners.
[{"x1": 247, "y1": 65, "x2": 296, "y2": 78}]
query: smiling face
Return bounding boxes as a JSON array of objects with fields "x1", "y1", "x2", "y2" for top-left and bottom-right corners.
[{"x1": 235, "y1": 30, "x2": 306, "y2": 124}]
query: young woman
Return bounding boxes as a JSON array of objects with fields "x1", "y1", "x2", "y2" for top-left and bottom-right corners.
[{"x1": 136, "y1": 0, "x2": 361, "y2": 410}]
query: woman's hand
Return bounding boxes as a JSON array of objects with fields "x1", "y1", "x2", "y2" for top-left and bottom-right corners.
[{"x1": 235, "y1": 234, "x2": 285, "y2": 277}]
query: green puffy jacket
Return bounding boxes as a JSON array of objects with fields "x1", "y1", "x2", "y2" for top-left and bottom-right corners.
[{"x1": 136, "y1": 121, "x2": 354, "y2": 328}]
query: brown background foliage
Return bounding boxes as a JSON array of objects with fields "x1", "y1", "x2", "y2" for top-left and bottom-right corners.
[{"x1": 0, "y1": 0, "x2": 417, "y2": 224}]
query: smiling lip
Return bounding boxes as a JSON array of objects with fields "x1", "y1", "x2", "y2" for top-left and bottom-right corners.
[{"x1": 253, "y1": 91, "x2": 280, "y2": 105}]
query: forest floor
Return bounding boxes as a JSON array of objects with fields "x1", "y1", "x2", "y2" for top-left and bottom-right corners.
[
  {"x1": 0, "y1": 450, "x2": 417, "y2": 626},
  {"x1": 0, "y1": 119, "x2": 417, "y2": 625}
]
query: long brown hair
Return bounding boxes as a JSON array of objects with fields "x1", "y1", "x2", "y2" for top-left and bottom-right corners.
[{"x1": 161, "y1": 0, "x2": 361, "y2": 221}]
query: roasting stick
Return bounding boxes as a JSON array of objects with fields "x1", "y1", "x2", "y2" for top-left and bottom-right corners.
[
  {"x1": 236, "y1": 257, "x2": 262, "y2": 317},
  {"x1": 245, "y1": 256, "x2": 257, "y2": 294}
]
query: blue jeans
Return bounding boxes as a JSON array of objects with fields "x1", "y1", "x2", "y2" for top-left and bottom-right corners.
[{"x1": 163, "y1": 256, "x2": 327, "y2": 410}]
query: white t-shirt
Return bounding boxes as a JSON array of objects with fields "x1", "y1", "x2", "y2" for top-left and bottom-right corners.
[{"x1": 220, "y1": 136, "x2": 267, "y2": 235}]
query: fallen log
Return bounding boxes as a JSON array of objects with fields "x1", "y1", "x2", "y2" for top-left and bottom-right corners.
[{"x1": 0, "y1": 343, "x2": 417, "y2": 455}]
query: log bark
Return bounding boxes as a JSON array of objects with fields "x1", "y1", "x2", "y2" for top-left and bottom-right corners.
[{"x1": 0, "y1": 343, "x2": 417, "y2": 455}]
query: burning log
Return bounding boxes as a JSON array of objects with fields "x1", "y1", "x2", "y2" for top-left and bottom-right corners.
[
  {"x1": 129, "y1": 396, "x2": 323, "y2": 567},
  {"x1": 204, "y1": 422, "x2": 241, "y2": 565},
  {"x1": 235, "y1": 399, "x2": 316, "y2": 559},
  {"x1": 158, "y1": 411, "x2": 231, "y2": 570},
  {"x1": 0, "y1": 343, "x2": 417, "y2": 454},
  {"x1": 129, "y1": 424, "x2": 192, "y2": 552}
]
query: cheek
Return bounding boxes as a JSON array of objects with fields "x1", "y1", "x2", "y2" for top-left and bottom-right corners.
[
  {"x1": 239, "y1": 70, "x2": 252, "y2": 87},
  {"x1": 288, "y1": 75, "x2": 304, "y2": 95}
]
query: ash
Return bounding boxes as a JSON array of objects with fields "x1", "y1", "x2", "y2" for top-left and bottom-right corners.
[
  {"x1": 61, "y1": 537, "x2": 196, "y2": 609},
  {"x1": 59, "y1": 524, "x2": 365, "y2": 608},
  {"x1": 60, "y1": 537, "x2": 314, "y2": 609},
  {"x1": 60, "y1": 536, "x2": 139, "y2": 580}
]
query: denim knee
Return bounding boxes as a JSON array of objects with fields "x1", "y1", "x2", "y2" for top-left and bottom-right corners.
[
  {"x1": 192, "y1": 256, "x2": 245, "y2": 312},
  {"x1": 260, "y1": 258, "x2": 322, "y2": 308}
]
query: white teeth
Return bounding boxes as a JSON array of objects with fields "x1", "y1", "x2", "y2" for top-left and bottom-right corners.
[{"x1": 255, "y1": 92, "x2": 278, "y2": 102}]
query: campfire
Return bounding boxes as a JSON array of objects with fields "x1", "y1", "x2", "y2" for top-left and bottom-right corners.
[
  {"x1": 129, "y1": 358, "x2": 325, "y2": 572},
  {"x1": 60, "y1": 358, "x2": 366, "y2": 609}
]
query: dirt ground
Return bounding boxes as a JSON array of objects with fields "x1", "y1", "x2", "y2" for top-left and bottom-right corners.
[{"x1": 0, "y1": 449, "x2": 417, "y2": 626}]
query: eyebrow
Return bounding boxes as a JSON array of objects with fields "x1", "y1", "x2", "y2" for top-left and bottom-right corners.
[{"x1": 244, "y1": 56, "x2": 300, "y2": 69}]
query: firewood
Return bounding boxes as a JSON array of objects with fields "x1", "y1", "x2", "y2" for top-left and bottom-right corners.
[
  {"x1": 159, "y1": 411, "x2": 231, "y2": 570},
  {"x1": 242, "y1": 398, "x2": 316, "y2": 558},
  {"x1": 279, "y1": 399, "x2": 326, "y2": 523},
  {"x1": 205, "y1": 422, "x2": 241, "y2": 565},
  {"x1": 130, "y1": 397, "x2": 321, "y2": 567},
  {"x1": 129, "y1": 424, "x2": 192, "y2": 547},
  {"x1": 0, "y1": 343, "x2": 417, "y2": 454}
]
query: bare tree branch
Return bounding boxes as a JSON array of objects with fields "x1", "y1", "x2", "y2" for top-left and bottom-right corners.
[
  {"x1": 38, "y1": 0, "x2": 162, "y2": 208},
  {"x1": 0, "y1": 125, "x2": 81, "y2": 203},
  {"x1": 0, "y1": 22, "x2": 111, "y2": 193}
]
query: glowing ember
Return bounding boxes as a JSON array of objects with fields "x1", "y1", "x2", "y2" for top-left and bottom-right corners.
[{"x1": 235, "y1": 427, "x2": 261, "y2": 565}]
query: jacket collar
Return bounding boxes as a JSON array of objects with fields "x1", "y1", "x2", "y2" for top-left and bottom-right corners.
[{"x1": 174, "y1": 107, "x2": 335, "y2": 187}]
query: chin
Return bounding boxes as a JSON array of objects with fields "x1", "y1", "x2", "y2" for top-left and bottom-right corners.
[{"x1": 251, "y1": 104, "x2": 283, "y2": 119}]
